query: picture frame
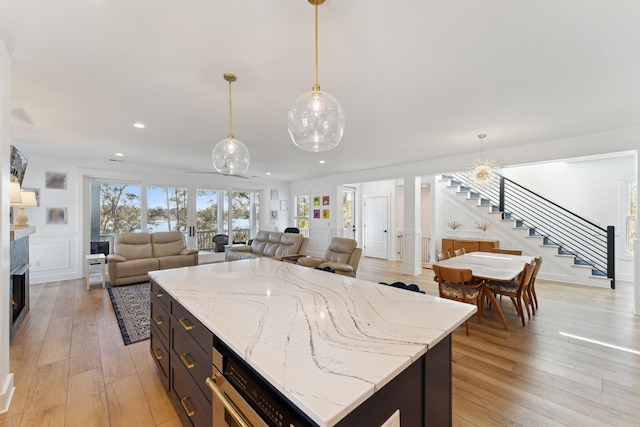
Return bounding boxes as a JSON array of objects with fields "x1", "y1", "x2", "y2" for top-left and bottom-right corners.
[
  {"x1": 46, "y1": 207, "x2": 67, "y2": 224},
  {"x1": 322, "y1": 209, "x2": 330, "y2": 219},
  {"x1": 313, "y1": 196, "x2": 320, "y2": 206},
  {"x1": 45, "y1": 171, "x2": 67, "y2": 190},
  {"x1": 322, "y1": 196, "x2": 330, "y2": 205},
  {"x1": 270, "y1": 189, "x2": 279, "y2": 200},
  {"x1": 280, "y1": 200, "x2": 287, "y2": 211},
  {"x1": 271, "y1": 210, "x2": 278, "y2": 220},
  {"x1": 10, "y1": 145, "x2": 28, "y2": 185},
  {"x1": 313, "y1": 209, "x2": 320, "y2": 219}
]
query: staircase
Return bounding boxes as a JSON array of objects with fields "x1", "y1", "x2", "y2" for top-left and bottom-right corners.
[{"x1": 440, "y1": 173, "x2": 615, "y2": 289}]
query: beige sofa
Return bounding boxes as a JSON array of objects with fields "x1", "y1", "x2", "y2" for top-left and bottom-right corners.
[
  {"x1": 107, "y1": 232, "x2": 198, "y2": 286},
  {"x1": 225, "y1": 231, "x2": 308, "y2": 261}
]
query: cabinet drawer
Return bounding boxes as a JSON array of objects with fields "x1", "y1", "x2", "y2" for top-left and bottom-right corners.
[
  {"x1": 171, "y1": 354, "x2": 212, "y2": 427},
  {"x1": 151, "y1": 295, "x2": 170, "y2": 343},
  {"x1": 151, "y1": 280, "x2": 171, "y2": 310},
  {"x1": 172, "y1": 301, "x2": 213, "y2": 357},
  {"x1": 172, "y1": 322, "x2": 212, "y2": 402},
  {"x1": 150, "y1": 325, "x2": 170, "y2": 390}
]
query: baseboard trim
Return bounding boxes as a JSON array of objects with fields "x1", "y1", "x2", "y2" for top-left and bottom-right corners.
[{"x1": 0, "y1": 373, "x2": 15, "y2": 414}]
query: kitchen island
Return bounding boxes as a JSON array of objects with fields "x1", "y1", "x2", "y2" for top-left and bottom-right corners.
[{"x1": 149, "y1": 258, "x2": 475, "y2": 427}]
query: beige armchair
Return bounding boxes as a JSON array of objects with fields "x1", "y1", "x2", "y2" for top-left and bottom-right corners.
[{"x1": 298, "y1": 237, "x2": 362, "y2": 278}]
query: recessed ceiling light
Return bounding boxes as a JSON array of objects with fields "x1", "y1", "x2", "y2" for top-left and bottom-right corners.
[
  {"x1": 133, "y1": 122, "x2": 145, "y2": 129},
  {"x1": 266, "y1": 172, "x2": 272, "y2": 176},
  {"x1": 319, "y1": 160, "x2": 326, "y2": 164},
  {"x1": 115, "y1": 152, "x2": 124, "y2": 157}
]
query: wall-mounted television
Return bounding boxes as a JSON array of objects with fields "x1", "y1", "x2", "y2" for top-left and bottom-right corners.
[{"x1": 10, "y1": 145, "x2": 28, "y2": 185}]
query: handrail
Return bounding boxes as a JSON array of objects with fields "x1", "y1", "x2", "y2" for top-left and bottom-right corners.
[{"x1": 445, "y1": 172, "x2": 615, "y2": 288}]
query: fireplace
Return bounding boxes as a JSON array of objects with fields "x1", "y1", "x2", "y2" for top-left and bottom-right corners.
[
  {"x1": 10, "y1": 228, "x2": 33, "y2": 341},
  {"x1": 11, "y1": 265, "x2": 29, "y2": 336}
]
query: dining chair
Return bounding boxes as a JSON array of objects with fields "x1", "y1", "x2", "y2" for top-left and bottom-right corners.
[
  {"x1": 484, "y1": 262, "x2": 535, "y2": 327},
  {"x1": 527, "y1": 256, "x2": 543, "y2": 314},
  {"x1": 436, "y1": 252, "x2": 449, "y2": 261},
  {"x1": 432, "y1": 265, "x2": 483, "y2": 335},
  {"x1": 454, "y1": 248, "x2": 466, "y2": 256},
  {"x1": 490, "y1": 248, "x2": 523, "y2": 255}
]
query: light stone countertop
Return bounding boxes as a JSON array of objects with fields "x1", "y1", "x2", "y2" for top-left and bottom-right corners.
[{"x1": 149, "y1": 258, "x2": 476, "y2": 427}]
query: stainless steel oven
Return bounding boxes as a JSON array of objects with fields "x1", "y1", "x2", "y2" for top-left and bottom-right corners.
[{"x1": 207, "y1": 338, "x2": 317, "y2": 427}]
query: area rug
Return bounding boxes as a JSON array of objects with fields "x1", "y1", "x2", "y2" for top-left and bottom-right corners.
[{"x1": 108, "y1": 282, "x2": 150, "y2": 345}]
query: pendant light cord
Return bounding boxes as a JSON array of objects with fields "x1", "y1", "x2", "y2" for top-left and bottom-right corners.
[
  {"x1": 313, "y1": 2, "x2": 320, "y2": 92},
  {"x1": 228, "y1": 79, "x2": 234, "y2": 139}
]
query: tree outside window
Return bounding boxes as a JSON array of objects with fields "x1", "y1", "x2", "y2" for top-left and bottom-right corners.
[
  {"x1": 99, "y1": 183, "x2": 141, "y2": 235},
  {"x1": 295, "y1": 195, "x2": 309, "y2": 233}
]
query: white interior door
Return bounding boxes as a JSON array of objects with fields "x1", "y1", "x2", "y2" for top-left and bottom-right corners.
[{"x1": 363, "y1": 196, "x2": 389, "y2": 259}]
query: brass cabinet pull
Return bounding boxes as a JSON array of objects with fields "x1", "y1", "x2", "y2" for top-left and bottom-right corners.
[
  {"x1": 152, "y1": 348, "x2": 163, "y2": 360},
  {"x1": 206, "y1": 377, "x2": 250, "y2": 427},
  {"x1": 152, "y1": 315, "x2": 164, "y2": 326},
  {"x1": 180, "y1": 352, "x2": 195, "y2": 369},
  {"x1": 178, "y1": 317, "x2": 194, "y2": 331},
  {"x1": 180, "y1": 396, "x2": 195, "y2": 417},
  {"x1": 154, "y1": 290, "x2": 164, "y2": 298}
]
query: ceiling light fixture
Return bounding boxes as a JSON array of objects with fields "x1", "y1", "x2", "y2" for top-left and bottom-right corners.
[
  {"x1": 288, "y1": 0, "x2": 345, "y2": 152},
  {"x1": 212, "y1": 73, "x2": 250, "y2": 176},
  {"x1": 115, "y1": 152, "x2": 124, "y2": 157},
  {"x1": 133, "y1": 122, "x2": 145, "y2": 129},
  {"x1": 467, "y1": 133, "x2": 500, "y2": 186}
]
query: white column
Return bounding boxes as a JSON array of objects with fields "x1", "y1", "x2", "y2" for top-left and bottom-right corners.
[
  {"x1": 634, "y1": 151, "x2": 639, "y2": 316},
  {"x1": 402, "y1": 175, "x2": 422, "y2": 275},
  {"x1": 0, "y1": 39, "x2": 15, "y2": 413}
]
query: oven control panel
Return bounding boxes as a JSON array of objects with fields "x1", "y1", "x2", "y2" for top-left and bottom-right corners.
[{"x1": 227, "y1": 359, "x2": 287, "y2": 426}]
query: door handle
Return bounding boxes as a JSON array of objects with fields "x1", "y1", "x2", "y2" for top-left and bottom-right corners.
[{"x1": 206, "y1": 377, "x2": 250, "y2": 427}]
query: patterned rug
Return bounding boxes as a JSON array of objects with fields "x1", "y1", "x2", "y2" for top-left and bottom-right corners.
[{"x1": 108, "y1": 282, "x2": 150, "y2": 345}]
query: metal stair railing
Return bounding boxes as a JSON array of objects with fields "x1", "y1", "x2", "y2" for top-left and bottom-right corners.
[{"x1": 445, "y1": 172, "x2": 615, "y2": 288}]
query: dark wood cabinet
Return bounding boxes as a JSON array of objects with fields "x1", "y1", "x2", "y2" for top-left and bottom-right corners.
[
  {"x1": 441, "y1": 238, "x2": 498, "y2": 256},
  {"x1": 150, "y1": 280, "x2": 213, "y2": 426}
]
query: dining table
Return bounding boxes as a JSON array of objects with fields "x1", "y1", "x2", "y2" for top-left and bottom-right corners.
[{"x1": 435, "y1": 251, "x2": 534, "y2": 329}]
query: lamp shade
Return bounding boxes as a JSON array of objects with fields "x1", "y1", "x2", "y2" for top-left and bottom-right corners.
[
  {"x1": 288, "y1": 89, "x2": 345, "y2": 152},
  {"x1": 10, "y1": 182, "x2": 22, "y2": 204},
  {"x1": 16, "y1": 190, "x2": 37, "y2": 207}
]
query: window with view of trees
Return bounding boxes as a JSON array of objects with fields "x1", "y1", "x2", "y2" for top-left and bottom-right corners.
[
  {"x1": 294, "y1": 195, "x2": 309, "y2": 233},
  {"x1": 89, "y1": 181, "x2": 260, "y2": 251},
  {"x1": 92, "y1": 182, "x2": 141, "y2": 240},
  {"x1": 147, "y1": 185, "x2": 188, "y2": 233}
]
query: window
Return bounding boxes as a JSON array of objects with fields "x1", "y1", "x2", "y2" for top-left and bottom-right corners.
[
  {"x1": 90, "y1": 182, "x2": 141, "y2": 241},
  {"x1": 626, "y1": 181, "x2": 636, "y2": 255},
  {"x1": 147, "y1": 186, "x2": 188, "y2": 233},
  {"x1": 294, "y1": 195, "x2": 309, "y2": 234}
]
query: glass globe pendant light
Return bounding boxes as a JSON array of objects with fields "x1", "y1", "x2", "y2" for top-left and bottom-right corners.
[
  {"x1": 212, "y1": 73, "x2": 250, "y2": 175},
  {"x1": 288, "y1": 0, "x2": 345, "y2": 152}
]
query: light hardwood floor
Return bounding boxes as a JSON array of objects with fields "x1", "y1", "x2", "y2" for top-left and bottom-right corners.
[{"x1": 1, "y1": 257, "x2": 639, "y2": 426}]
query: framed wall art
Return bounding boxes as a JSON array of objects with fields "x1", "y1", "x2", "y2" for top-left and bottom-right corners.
[
  {"x1": 280, "y1": 200, "x2": 287, "y2": 211},
  {"x1": 322, "y1": 196, "x2": 330, "y2": 205},
  {"x1": 46, "y1": 207, "x2": 67, "y2": 224},
  {"x1": 313, "y1": 209, "x2": 320, "y2": 219},
  {"x1": 313, "y1": 196, "x2": 320, "y2": 206},
  {"x1": 322, "y1": 209, "x2": 330, "y2": 219},
  {"x1": 45, "y1": 171, "x2": 67, "y2": 190}
]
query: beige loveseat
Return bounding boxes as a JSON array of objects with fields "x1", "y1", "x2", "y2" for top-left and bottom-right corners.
[
  {"x1": 225, "y1": 230, "x2": 308, "y2": 261},
  {"x1": 107, "y1": 232, "x2": 198, "y2": 286}
]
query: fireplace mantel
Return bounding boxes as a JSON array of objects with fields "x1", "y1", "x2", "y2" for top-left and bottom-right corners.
[{"x1": 10, "y1": 226, "x2": 35, "y2": 241}]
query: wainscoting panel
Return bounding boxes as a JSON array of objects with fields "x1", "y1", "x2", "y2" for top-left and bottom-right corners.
[
  {"x1": 307, "y1": 229, "x2": 332, "y2": 257},
  {"x1": 31, "y1": 240, "x2": 70, "y2": 271}
]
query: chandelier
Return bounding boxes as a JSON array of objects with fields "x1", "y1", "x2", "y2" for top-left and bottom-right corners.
[
  {"x1": 467, "y1": 134, "x2": 501, "y2": 186},
  {"x1": 212, "y1": 73, "x2": 250, "y2": 175},
  {"x1": 287, "y1": 0, "x2": 345, "y2": 152}
]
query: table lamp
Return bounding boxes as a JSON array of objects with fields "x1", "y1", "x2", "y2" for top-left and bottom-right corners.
[{"x1": 14, "y1": 190, "x2": 37, "y2": 228}]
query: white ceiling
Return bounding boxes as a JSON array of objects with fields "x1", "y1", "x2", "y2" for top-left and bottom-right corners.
[{"x1": 1, "y1": 0, "x2": 639, "y2": 182}]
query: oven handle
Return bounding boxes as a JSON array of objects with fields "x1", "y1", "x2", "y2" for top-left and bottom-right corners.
[{"x1": 206, "y1": 376, "x2": 250, "y2": 427}]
